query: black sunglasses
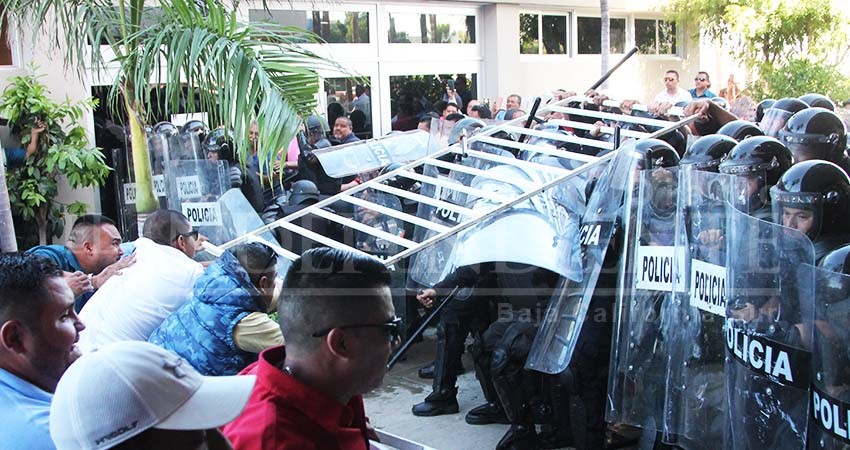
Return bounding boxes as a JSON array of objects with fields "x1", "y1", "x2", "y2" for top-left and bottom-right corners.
[
  {"x1": 174, "y1": 230, "x2": 199, "y2": 241},
  {"x1": 694, "y1": 77, "x2": 707, "y2": 82},
  {"x1": 312, "y1": 317, "x2": 403, "y2": 342}
]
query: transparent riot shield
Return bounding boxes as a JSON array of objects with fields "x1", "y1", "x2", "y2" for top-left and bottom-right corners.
[
  {"x1": 312, "y1": 130, "x2": 431, "y2": 178},
  {"x1": 664, "y1": 168, "x2": 736, "y2": 449},
  {"x1": 116, "y1": 136, "x2": 170, "y2": 239},
  {"x1": 804, "y1": 263, "x2": 850, "y2": 450},
  {"x1": 607, "y1": 166, "x2": 681, "y2": 433},
  {"x1": 526, "y1": 141, "x2": 638, "y2": 375},
  {"x1": 725, "y1": 206, "x2": 815, "y2": 450},
  {"x1": 352, "y1": 189, "x2": 405, "y2": 260},
  {"x1": 405, "y1": 139, "x2": 518, "y2": 289},
  {"x1": 163, "y1": 159, "x2": 229, "y2": 244}
]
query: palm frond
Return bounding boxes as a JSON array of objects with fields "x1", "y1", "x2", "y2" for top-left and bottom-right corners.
[{"x1": 120, "y1": 0, "x2": 348, "y2": 170}]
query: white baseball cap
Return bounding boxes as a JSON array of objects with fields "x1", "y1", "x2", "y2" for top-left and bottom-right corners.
[{"x1": 50, "y1": 341, "x2": 256, "y2": 450}]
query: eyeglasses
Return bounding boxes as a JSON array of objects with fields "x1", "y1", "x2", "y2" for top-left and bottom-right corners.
[
  {"x1": 174, "y1": 230, "x2": 199, "y2": 241},
  {"x1": 664, "y1": 77, "x2": 676, "y2": 82},
  {"x1": 312, "y1": 317, "x2": 403, "y2": 342},
  {"x1": 695, "y1": 77, "x2": 707, "y2": 82}
]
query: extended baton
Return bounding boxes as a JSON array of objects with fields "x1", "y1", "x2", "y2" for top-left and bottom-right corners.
[
  {"x1": 587, "y1": 46, "x2": 639, "y2": 92},
  {"x1": 386, "y1": 286, "x2": 460, "y2": 370}
]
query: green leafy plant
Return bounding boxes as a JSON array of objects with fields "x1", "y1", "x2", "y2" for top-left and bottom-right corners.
[
  {"x1": 665, "y1": 0, "x2": 850, "y2": 100},
  {"x1": 4, "y1": 0, "x2": 346, "y2": 217},
  {"x1": 0, "y1": 69, "x2": 110, "y2": 247}
]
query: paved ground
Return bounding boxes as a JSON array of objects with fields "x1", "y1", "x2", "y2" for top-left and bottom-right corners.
[
  {"x1": 363, "y1": 330, "x2": 643, "y2": 450},
  {"x1": 364, "y1": 329, "x2": 510, "y2": 450}
]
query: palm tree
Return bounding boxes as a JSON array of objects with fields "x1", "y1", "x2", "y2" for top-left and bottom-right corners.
[
  {"x1": 2, "y1": 0, "x2": 341, "y2": 214},
  {"x1": 600, "y1": 0, "x2": 610, "y2": 87}
]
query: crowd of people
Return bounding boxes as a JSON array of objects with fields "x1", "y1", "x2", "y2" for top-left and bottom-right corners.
[{"x1": 4, "y1": 66, "x2": 850, "y2": 450}]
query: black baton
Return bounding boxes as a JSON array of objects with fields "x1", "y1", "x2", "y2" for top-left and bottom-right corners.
[
  {"x1": 386, "y1": 286, "x2": 460, "y2": 370},
  {"x1": 588, "y1": 46, "x2": 639, "y2": 92}
]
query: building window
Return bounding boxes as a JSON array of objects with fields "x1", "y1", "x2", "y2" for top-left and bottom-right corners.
[
  {"x1": 576, "y1": 16, "x2": 625, "y2": 54},
  {"x1": 520, "y1": 13, "x2": 568, "y2": 55},
  {"x1": 0, "y1": 10, "x2": 13, "y2": 66},
  {"x1": 249, "y1": 9, "x2": 370, "y2": 44},
  {"x1": 387, "y1": 13, "x2": 475, "y2": 44},
  {"x1": 325, "y1": 77, "x2": 374, "y2": 139},
  {"x1": 635, "y1": 19, "x2": 677, "y2": 55}
]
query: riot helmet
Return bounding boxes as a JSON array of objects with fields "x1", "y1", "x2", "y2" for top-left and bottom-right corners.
[
  {"x1": 799, "y1": 93, "x2": 835, "y2": 111},
  {"x1": 681, "y1": 134, "x2": 737, "y2": 172},
  {"x1": 656, "y1": 128, "x2": 687, "y2": 157},
  {"x1": 820, "y1": 244, "x2": 850, "y2": 275},
  {"x1": 632, "y1": 138, "x2": 680, "y2": 171},
  {"x1": 153, "y1": 121, "x2": 179, "y2": 137},
  {"x1": 755, "y1": 99, "x2": 776, "y2": 123},
  {"x1": 306, "y1": 115, "x2": 327, "y2": 134},
  {"x1": 182, "y1": 119, "x2": 209, "y2": 142},
  {"x1": 759, "y1": 97, "x2": 809, "y2": 138},
  {"x1": 448, "y1": 117, "x2": 486, "y2": 144},
  {"x1": 380, "y1": 162, "x2": 417, "y2": 191},
  {"x1": 770, "y1": 160, "x2": 850, "y2": 241},
  {"x1": 777, "y1": 107, "x2": 847, "y2": 163},
  {"x1": 288, "y1": 180, "x2": 321, "y2": 206},
  {"x1": 717, "y1": 120, "x2": 764, "y2": 141},
  {"x1": 719, "y1": 136, "x2": 793, "y2": 213},
  {"x1": 202, "y1": 127, "x2": 234, "y2": 162}
]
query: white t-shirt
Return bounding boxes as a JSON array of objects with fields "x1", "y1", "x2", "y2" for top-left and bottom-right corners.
[
  {"x1": 78, "y1": 237, "x2": 203, "y2": 352},
  {"x1": 653, "y1": 88, "x2": 693, "y2": 106}
]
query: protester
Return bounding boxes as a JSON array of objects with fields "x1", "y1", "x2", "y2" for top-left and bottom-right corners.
[
  {"x1": 27, "y1": 214, "x2": 136, "y2": 311},
  {"x1": 149, "y1": 242, "x2": 282, "y2": 376},
  {"x1": 223, "y1": 247, "x2": 398, "y2": 449},
  {"x1": 689, "y1": 71, "x2": 717, "y2": 99},
  {"x1": 78, "y1": 210, "x2": 204, "y2": 352},
  {"x1": 49, "y1": 341, "x2": 255, "y2": 450},
  {"x1": 2, "y1": 118, "x2": 46, "y2": 169},
  {"x1": 0, "y1": 253, "x2": 84, "y2": 450},
  {"x1": 653, "y1": 70, "x2": 692, "y2": 106}
]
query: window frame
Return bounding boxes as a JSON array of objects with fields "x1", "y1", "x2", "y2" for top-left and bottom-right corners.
[
  {"x1": 518, "y1": 11, "x2": 571, "y2": 57},
  {"x1": 0, "y1": 9, "x2": 21, "y2": 69},
  {"x1": 574, "y1": 15, "x2": 628, "y2": 56},
  {"x1": 633, "y1": 16, "x2": 680, "y2": 57}
]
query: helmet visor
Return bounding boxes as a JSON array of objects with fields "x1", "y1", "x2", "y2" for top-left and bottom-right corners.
[
  {"x1": 777, "y1": 130, "x2": 840, "y2": 162},
  {"x1": 760, "y1": 108, "x2": 793, "y2": 138},
  {"x1": 770, "y1": 187, "x2": 824, "y2": 239}
]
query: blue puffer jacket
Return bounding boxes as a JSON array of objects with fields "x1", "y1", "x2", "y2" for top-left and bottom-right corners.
[{"x1": 149, "y1": 251, "x2": 268, "y2": 375}]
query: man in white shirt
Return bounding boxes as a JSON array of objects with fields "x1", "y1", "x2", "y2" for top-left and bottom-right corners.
[
  {"x1": 653, "y1": 70, "x2": 693, "y2": 106},
  {"x1": 78, "y1": 210, "x2": 204, "y2": 352}
]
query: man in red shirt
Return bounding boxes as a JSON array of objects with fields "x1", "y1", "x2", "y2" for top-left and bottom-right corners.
[{"x1": 223, "y1": 247, "x2": 400, "y2": 450}]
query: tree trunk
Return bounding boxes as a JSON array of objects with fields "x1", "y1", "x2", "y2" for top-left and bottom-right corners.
[
  {"x1": 125, "y1": 99, "x2": 158, "y2": 214},
  {"x1": 0, "y1": 149, "x2": 17, "y2": 252},
  {"x1": 600, "y1": 0, "x2": 610, "y2": 88},
  {"x1": 36, "y1": 206, "x2": 47, "y2": 246}
]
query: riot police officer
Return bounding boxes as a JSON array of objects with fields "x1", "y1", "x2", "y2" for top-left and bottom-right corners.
[
  {"x1": 717, "y1": 120, "x2": 764, "y2": 142},
  {"x1": 297, "y1": 115, "x2": 340, "y2": 196},
  {"x1": 755, "y1": 99, "x2": 776, "y2": 124},
  {"x1": 799, "y1": 93, "x2": 835, "y2": 111},
  {"x1": 718, "y1": 136, "x2": 793, "y2": 221},
  {"x1": 760, "y1": 97, "x2": 809, "y2": 138},
  {"x1": 202, "y1": 128, "x2": 264, "y2": 213},
  {"x1": 777, "y1": 107, "x2": 850, "y2": 174},
  {"x1": 770, "y1": 159, "x2": 850, "y2": 261}
]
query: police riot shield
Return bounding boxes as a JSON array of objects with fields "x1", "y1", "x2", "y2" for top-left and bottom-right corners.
[
  {"x1": 526, "y1": 141, "x2": 638, "y2": 375},
  {"x1": 804, "y1": 263, "x2": 850, "y2": 450},
  {"x1": 312, "y1": 130, "x2": 431, "y2": 178},
  {"x1": 664, "y1": 168, "x2": 736, "y2": 449},
  {"x1": 607, "y1": 165, "x2": 681, "y2": 433},
  {"x1": 352, "y1": 189, "x2": 405, "y2": 260},
  {"x1": 724, "y1": 206, "x2": 815, "y2": 450},
  {"x1": 115, "y1": 136, "x2": 171, "y2": 239},
  {"x1": 163, "y1": 159, "x2": 229, "y2": 244},
  {"x1": 405, "y1": 138, "x2": 517, "y2": 289}
]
